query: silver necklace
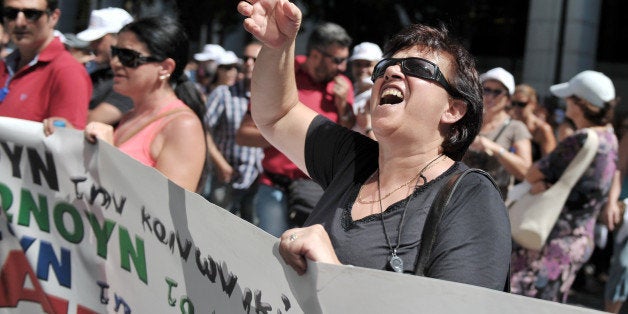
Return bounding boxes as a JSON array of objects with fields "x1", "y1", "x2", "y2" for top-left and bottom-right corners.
[{"x1": 378, "y1": 154, "x2": 445, "y2": 273}]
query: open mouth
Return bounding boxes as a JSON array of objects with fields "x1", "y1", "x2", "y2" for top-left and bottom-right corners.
[{"x1": 380, "y1": 88, "x2": 403, "y2": 105}]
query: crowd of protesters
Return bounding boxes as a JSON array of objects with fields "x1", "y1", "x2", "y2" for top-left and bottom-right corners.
[{"x1": 1, "y1": 0, "x2": 626, "y2": 311}]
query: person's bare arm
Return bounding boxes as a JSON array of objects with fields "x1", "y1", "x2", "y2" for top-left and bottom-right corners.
[
  {"x1": 154, "y1": 114, "x2": 206, "y2": 191},
  {"x1": 235, "y1": 112, "x2": 271, "y2": 148},
  {"x1": 472, "y1": 136, "x2": 532, "y2": 180},
  {"x1": 88, "y1": 103, "x2": 125, "y2": 125},
  {"x1": 601, "y1": 170, "x2": 622, "y2": 231},
  {"x1": 238, "y1": 0, "x2": 317, "y2": 175}
]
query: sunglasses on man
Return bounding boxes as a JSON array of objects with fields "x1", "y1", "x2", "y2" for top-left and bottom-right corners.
[
  {"x1": 317, "y1": 49, "x2": 348, "y2": 65},
  {"x1": 111, "y1": 46, "x2": 161, "y2": 68},
  {"x1": 2, "y1": 7, "x2": 50, "y2": 21},
  {"x1": 371, "y1": 57, "x2": 461, "y2": 98}
]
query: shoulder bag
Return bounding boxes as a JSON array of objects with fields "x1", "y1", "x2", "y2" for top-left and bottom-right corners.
[
  {"x1": 508, "y1": 128, "x2": 599, "y2": 251},
  {"x1": 414, "y1": 168, "x2": 510, "y2": 291}
]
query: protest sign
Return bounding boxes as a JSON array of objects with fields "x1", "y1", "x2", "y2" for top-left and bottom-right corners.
[{"x1": 0, "y1": 117, "x2": 601, "y2": 313}]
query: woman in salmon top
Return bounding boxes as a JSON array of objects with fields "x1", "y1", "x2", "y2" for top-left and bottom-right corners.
[{"x1": 84, "y1": 16, "x2": 207, "y2": 192}]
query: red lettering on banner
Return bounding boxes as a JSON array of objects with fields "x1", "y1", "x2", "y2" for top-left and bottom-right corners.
[
  {"x1": 0, "y1": 250, "x2": 55, "y2": 313},
  {"x1": 77, "y1": 304, "x2": 100, "y2": 314},
  {"x1": 0, "y1": 250, "x2": 99, "y2": 313}
]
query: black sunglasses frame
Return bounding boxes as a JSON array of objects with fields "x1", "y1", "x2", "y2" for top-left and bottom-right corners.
[
  {"x1": 371, "y1": 57, "x2": 461, "y2": 98},
  {"x1": 316, "y1": 49, "x2": 348, "y2": 65},
  {"x1": 2, "y1": 7, "x2": 50, "y2": 21},
  {"x1": 242, "y1": 55, "x2": 257, "y2": 63},
  {"x1": 510, "y1": 101, "x2": 528, "y2": 108},
  {"x1": 111, "y1": 46, "x2": 161, "y2": 68},
  {"x1": 482, "y1": 87, "x2": 507, "y2": 98}
]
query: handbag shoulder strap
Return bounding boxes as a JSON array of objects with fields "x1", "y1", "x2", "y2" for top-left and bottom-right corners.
[
  {"x1": 556, "y1": 128, "x2": 599, "y2": 187},
  {"x1": 492, "y1": 118, "x2": 512, "y2": 142},
  {"x1": 414, "y1": 168, "x2": 498, "y2": 276},
  {"x1": 415, "y1": 168, "x2": 510, "y2": 291}
]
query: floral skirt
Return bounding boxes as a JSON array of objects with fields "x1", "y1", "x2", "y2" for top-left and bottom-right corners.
[{"x1": 510, "y1": 220, "x2": 595, "y2": 303}]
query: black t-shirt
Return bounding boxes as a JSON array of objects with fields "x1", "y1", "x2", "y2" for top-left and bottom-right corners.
[{"x1": 304, "y1": 115, "x2": 511, "y2": 291}]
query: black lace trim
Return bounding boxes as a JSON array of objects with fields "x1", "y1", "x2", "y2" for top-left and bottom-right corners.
[{"x1": 340, "y1": 162, "x2": 462, "y2": 231}]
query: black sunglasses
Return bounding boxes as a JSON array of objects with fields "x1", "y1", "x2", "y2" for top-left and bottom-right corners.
[
  {"x1": 111, "y1": 46, "x2": 161, "y2": 68},
  {"x1": 482, "y1": 87, "x2": 507, "y2": 98},
  {"x1": 317, "y1": 49, "x2": 348, "y2": 65},
  {"x1": 371, "y1": 57, "x2": 461, "y2": 98},
  {"x1": 2, "y1": 7, "x2": 50, "y2": 21},
  {"x1": 242, "y1": 55, "x2": 257, "y2": 63},
  {"x1": 218, "y1": 64, "x2": 240, "y2": 71},
  {"x1": 511, "y1": 101, "x2": 528, "y2": 108}
]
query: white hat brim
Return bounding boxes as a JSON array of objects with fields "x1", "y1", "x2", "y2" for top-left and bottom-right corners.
[
  {"x1": 349, "y1": 53, "x2": 378, "y2": 61},
  {"x1": 549, "y1": 82, "x2": 572, "y2": 98},
  {"x1": 194, "y1": 53, "x2": 213, "y2": 62},
  {"x1": 77, "y1": 28, "x2": 107, "y2": 42}
]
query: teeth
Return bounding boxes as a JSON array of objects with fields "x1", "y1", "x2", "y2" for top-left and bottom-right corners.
[
  {"x1": 380, "y1": 88, "x2": 404, "y2": 105},
  {"x1": 382, "y1": 88, "x2": 402, "y2": 98}
]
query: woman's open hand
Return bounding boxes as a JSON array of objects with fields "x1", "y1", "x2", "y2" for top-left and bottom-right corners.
[
  {"x1": 237, "y1": 0, "x2": 302, "y2": 48},
  {"x1": 279, "y1": 224, "x2": 341, "y2": 275}
]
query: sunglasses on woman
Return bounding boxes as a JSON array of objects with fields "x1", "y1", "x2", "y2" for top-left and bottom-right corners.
[
  {"x1": 371, "y1": 57, "x2": 461, "y2": 98},
  {"x1": 482, "y1": 87, "x2": 507, "y2": 98},
  {"x1": 511, "y1": 101, "x2": 528, "y2": 108},
  {"x1": 111, "y1": 46, "x2": 161, "y2": 68},
  {"x1": 2, "y1": 7, "x2": 50, "y2": 21}
]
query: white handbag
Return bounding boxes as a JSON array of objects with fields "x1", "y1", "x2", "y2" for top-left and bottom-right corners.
[{"x1": 509, "y1": 128, "x2": 599, "y2": 250}]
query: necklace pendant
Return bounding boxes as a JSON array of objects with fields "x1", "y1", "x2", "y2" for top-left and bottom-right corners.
[{"x1": 389, "y1": 251, "x2": 404, "y2": 273}]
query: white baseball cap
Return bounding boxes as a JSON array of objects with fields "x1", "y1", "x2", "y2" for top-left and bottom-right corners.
[
  {"x1": 349, "y1": 42, "x2": 382, "y2": 62},
  {"x1": 480, "y1": 67, "x2": 515, "y2": 95},
  {"x1": 77, "y1": 7, "x2": 133, "y2": 42},
  {"x1": 194, "y1": 44, "x2": 225, "y2": 62},
  {"x1": 63, "y1": 33, "x2": 90, "y2": 49},
  {"x1": 550, "y1": 70, "x2": 615, "y2": 108},
  {"x1": 216, "y1": 51, "x2": 240, "y2": 66}
]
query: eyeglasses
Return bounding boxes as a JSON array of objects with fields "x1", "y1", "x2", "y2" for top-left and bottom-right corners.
[
  {"x1": 511, "y1": 101, "x2": 528, "y2": 108},
  {"x1": 242, "y1": 55, "x2": 256, "y2": 63},
  {"x1": 2, "y1": 7, "x2": 50, "y2": 21},
  {"x1": 317, "y1": 49, "x2": 348, "y2": 65},
  {"x1": 371, "y1": 57, "x2": 461, "y2": 98},
  {"x1": 218, "y1": 64, "x2": 240, "y2": 71},
  {"x1": 482, "y1": 87, "x2": 507, "y2": 98},
  {"x1": 111, "y1": 46, "x2": 161, "y2": 68}
]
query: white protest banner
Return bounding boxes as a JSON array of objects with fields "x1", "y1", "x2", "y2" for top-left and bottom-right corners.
[{"x1": 0, "y1": 117, "x2": 601, "y2": 313}]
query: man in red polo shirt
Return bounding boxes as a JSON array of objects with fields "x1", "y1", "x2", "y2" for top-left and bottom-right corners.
[
  {"x1": 0, "y1": 0, "x2": 91, "y2": 129},
  {"x1": 237, "y1": 22, "x2": 354, "y2": 236}
]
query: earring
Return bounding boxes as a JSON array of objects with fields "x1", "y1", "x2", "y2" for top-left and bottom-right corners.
[{"x1": 159, "y1": 73, "x2": 171, "y2": 81}]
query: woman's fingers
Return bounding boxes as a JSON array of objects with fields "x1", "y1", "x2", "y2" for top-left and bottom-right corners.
[
  {"x1": 278, "y1": 225, "x2": 340, "y2": 275},
  {"x1": 84, "y1": 122, "x2": 114, "y2": 144},
  {"x1": 279, "y1": 229, "x2": 308, "y2": 275}
]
